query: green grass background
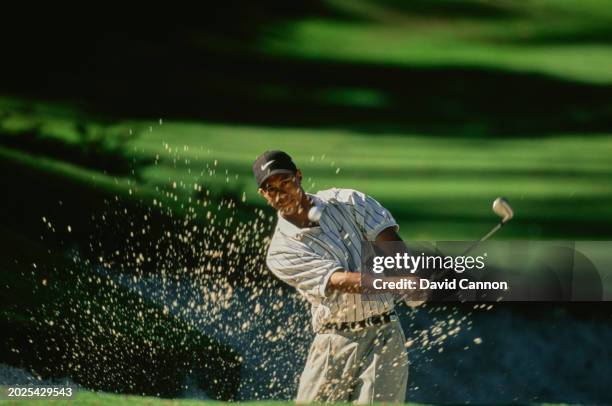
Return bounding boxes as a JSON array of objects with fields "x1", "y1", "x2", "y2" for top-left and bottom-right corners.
[
  {"x1": 2, "y1": 0, "x2": 612, "y2": 241},
  {"x1": 2, "y1": 104, "x2": 611, "y2": 240},
  {"x1": 1, "y1": 0, "x2": 612, "y2": 404}
]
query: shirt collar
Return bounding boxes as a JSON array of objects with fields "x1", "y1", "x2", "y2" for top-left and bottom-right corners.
[{"x1": 276, "y1": 193, "x2": 327, "y2": 238}]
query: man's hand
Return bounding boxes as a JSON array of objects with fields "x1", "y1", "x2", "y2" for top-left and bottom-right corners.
[
  {"x1": 325, "y1": 226, "x2": 429, "y2": 302},
  {"x1": 375, "y1": 226, "x2": 403, "y2": 242}
]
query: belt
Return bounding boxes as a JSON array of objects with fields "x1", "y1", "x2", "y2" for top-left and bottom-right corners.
[{"x1": 320, "y1": 310, "x2": 399, "y2": 333}]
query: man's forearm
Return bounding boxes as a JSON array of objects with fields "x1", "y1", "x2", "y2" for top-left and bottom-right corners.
[
  {"x1": 326, "y1": 270, "x2": 363, "y2": 294},
  {"x1": 325, "y1": 226, "x2": 404, "y2": 294},
  {"x1": 325, "y1": 227, "x2": 430, "y2": 296}
]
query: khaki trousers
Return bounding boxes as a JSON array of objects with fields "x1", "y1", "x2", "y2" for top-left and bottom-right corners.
[{"x1": 296, "y1": 320, "x2": 408, "y2": 404}]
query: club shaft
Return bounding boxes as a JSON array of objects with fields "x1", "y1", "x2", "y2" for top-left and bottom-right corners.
[
  {"x1": 480, "y1": 222, "x2": 503, "y2": 242},
  {"x1": 461, "y1": 222, "x2": 504, "y2": 256}
]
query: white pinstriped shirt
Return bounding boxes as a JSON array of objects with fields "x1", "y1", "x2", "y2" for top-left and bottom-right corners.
[{"x1": 266, "y1": 188, "x2": 398, "y2": 332}]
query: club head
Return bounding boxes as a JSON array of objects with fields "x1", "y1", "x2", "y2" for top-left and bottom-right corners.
[{"x1": 492, "y1": 197, "x2": 513, "y2": 223}]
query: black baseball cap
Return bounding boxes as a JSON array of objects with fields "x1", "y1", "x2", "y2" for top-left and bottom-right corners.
[{"x1": 253, "y1": 150, "x2": 298, "y2": 187}]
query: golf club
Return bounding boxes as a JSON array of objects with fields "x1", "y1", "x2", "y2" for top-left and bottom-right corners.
[
  {"x1": 462, "y1": 197, "x2": 514, "y2": 255},
  {"x1": 395, "y1": 197, "x2": 514, "y2": 306}
]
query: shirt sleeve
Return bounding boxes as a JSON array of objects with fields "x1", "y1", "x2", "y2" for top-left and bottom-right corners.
[
  {"x1": 348, "y1": 190, "x2": 399, "y2": 240},
  {"x1": 266, "y1": 242, "x2": 344, "y2": 299}
]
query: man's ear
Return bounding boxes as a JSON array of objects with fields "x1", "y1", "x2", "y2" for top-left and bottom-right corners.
[{"x1": 295, "y1": 169, "x2": 303, "y2": 184}]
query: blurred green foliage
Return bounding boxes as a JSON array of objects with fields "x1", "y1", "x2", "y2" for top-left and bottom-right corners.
[{"x1": 1, "y1": 0, "x2": 612, "y2": 402}]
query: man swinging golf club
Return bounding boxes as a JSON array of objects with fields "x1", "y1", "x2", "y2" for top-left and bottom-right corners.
[
  {"x1": 254, "y1": 150, "x2": 416, "y2": 403},
  {"x1": 254, "y1": 151, "x2": 515, "y2": 402}
]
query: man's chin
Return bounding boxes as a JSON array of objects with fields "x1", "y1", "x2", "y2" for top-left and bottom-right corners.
[{"x1": 279, "y1": 205, "x2": 297, "y2": 216}]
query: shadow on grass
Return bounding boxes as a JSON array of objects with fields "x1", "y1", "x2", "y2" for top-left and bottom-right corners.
[
  {"x1": 5, "y1": 55, "x2": 612, "y2": 136},
  {"x1": 0, "y1": 126, "x2": 146, "y2": 177},
  {"x1": 1, "y1": 4, "x2": 612, "y2": 136}
]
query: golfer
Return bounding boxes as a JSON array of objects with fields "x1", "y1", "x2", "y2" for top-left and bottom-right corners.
[{"x1": 253, "y1": 150, "x2": 413, "y2": 403}]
